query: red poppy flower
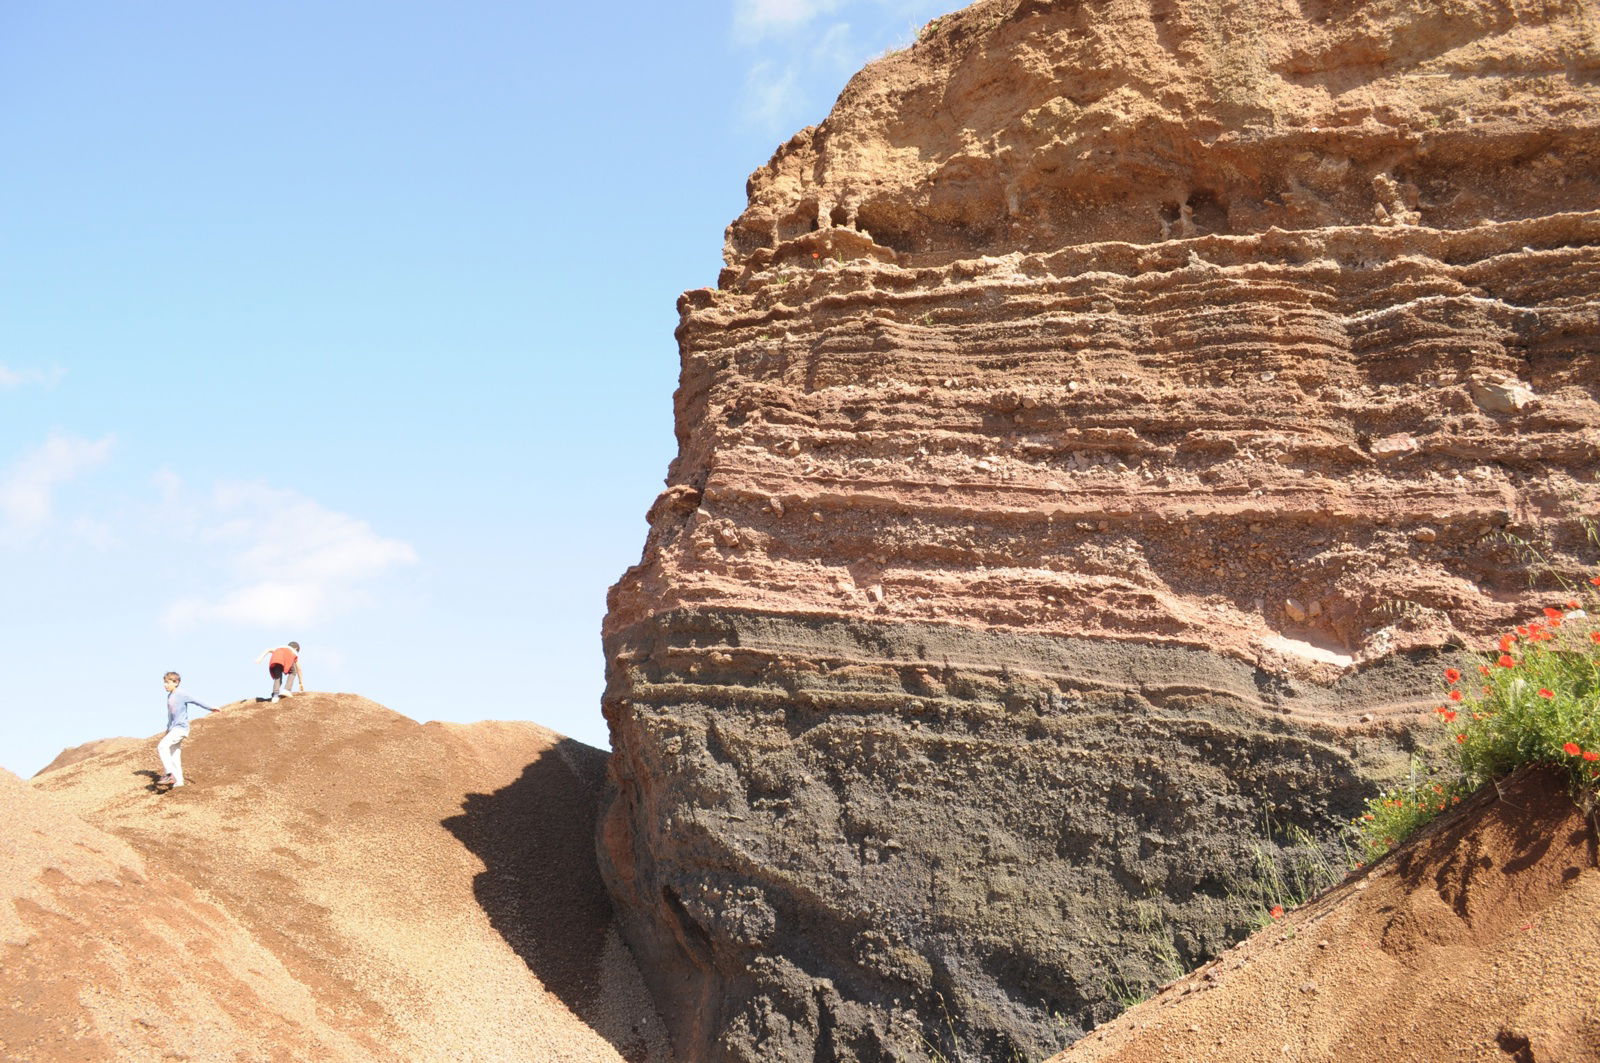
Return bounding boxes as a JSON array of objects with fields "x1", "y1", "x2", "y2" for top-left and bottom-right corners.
[
  {"x1": 1544, "y1": 607, "x2": 1564, "y2": 620},
  {"x1": 1564, "y1": 742, "x2": 1582, "y2": 755},
  {"x1": 1515, "y1": 626, "x2": 1530, "y2": 638},
  {"x1": 1591, "y1": 576, "x2": 1600, "y2": 586},
  {"x1": 1500, "y1": 635, "x2": 1517, "y2": 652},
  {"x1": 1442, "y1": 710, "x2": 1457, "y2": 722},
  {"x1": 1538, "y1": 688, "x2": 1555, "y2": 699},
  {"x1": 1585, "y1": 752, "x2": 1599, "y2": 763},
  {"x1": 1568, "y1": 600, "x2": 1580, "y2": 610},
  {"x1": 1444, "y1": 667, "x2": 1461, "y2": 684},
  {"x1": 1478, "y1": 664, "x2": 1491, "y2": 676},
  {"x1": 1269, "y1": 905, "x2": 1284, "y2": 919},
  {"x1": 1590, "y1": 632, "x2": 1600, "y2": 645},
  {"x1": 1449, "y1": 689, "x2": 1463, "y2": 702},
  {"x1": 1455, "y1": 734, "x2": 1467, "y2": 743},
  {"x1": 1498, "y1": 654, "x2": 1516, "y2": 668}
]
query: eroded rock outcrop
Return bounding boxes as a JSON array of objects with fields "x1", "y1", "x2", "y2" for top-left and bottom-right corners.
[{"x1": 601, "y1": 1, "x2": 1600, "y2": 1059}]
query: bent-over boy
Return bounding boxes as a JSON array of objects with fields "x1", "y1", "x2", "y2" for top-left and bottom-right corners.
[{"x1": 254, "y1": 642, "x2": 304, "y2": 703}]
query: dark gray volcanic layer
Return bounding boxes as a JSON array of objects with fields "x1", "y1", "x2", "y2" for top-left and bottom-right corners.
[{"x1": 600, "y1": 611, "x2": 1437, "y2": 1060}]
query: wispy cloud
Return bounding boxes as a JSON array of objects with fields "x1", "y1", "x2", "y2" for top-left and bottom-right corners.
[
  {"x1": 734, "y1": 0, "x2": 848, "y2": 42},
  {"x1": 812, "y1": 20, "x2": 860, "y2": 74},
  {"x1": 733, "y1": 0, "x2": 954, "y2": 132},
  {"x1": 0, "y1": 431, "x2": 115, "y2": 537},
  {"x1": 0, "y1": 364, "x2": 66, "y2": 391},
  {"x1": 742, "y1": 59, "x2": 805, "y2": 130},
  {"x1": 164, "y1": 482, "x2": 418, "y2": 629}
]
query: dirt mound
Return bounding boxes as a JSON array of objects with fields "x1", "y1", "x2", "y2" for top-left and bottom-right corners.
[
  {"x1": 33, "y1": 736, "x2": 142, "y2": 775},
  {"x1": 12, "y1": 693, "x2": 672, "y2": 1062},
  {"x1": 2, "y1": 768, "x2": 376, "y2": 1061},
  {"x1": 1049, "y1": 766, "x2": 1600, "y2": 1063}
]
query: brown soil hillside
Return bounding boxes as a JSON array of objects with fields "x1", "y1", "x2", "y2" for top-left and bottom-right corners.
[
  {"x1": 1048, "y1": 766, "x2": 1600, "y2": 1063},
  {"x1": 2, "y1": 767, "x2": 377, "y2": 1062},
  {"x1": 9, "y1": 693, "x2": 672, "y2": 1063}
]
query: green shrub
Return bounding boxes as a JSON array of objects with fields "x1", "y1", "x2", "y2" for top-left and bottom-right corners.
[{"x1": 1353, "y1": 573, "x2": 1600, "y2": 859}]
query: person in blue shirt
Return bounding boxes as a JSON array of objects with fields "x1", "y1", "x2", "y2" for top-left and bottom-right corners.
[{"x1": 158, "y1": 671, "x2": 220, "y2": 789}]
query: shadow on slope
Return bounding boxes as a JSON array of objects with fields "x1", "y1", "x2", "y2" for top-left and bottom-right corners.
[{"x1": 442, "y1": 738, "x2": 650, "y2": 1056}]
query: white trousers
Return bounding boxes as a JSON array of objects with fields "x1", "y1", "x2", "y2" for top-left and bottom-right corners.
[{"x1": 158, "y1": 727, "x2": 189, "y2": 786}]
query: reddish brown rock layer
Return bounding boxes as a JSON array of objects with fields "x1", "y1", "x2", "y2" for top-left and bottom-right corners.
[{"x1": 602, "y1": 1, "x2": 1600, "y2": 1060}]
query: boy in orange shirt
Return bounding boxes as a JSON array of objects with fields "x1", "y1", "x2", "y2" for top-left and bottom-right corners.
[{"x1": 254, "y1": 641, "x2": 304, "y2": 703}]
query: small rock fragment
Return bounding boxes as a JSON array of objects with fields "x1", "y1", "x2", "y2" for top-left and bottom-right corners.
[
  {"x1": 1370, "y1": 433, "x2": 1420, "y2": 458},
  {"x1": 1469, "y1": 377, "x2": 1536, "y2": 414}
]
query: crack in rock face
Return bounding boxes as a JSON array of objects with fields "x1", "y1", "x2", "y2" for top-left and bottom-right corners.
[{"x1": 600, "y1": 1, "x2": 1600, "y2": 1059}]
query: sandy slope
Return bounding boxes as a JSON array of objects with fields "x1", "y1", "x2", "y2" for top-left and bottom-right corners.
[
  {"x1": 1048, "y1": 767, "x2": 1600, "y2": 1063},
  {"x1": 10, "y1": 693, "x2": 672, "y2": 1062}
]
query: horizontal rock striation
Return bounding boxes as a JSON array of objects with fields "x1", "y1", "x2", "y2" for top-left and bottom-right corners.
[{"x1": 601, "y1": 1, "x2": 1600, "y2": 1060}]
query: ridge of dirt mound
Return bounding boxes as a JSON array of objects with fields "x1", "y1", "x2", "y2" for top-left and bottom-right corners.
[
  {"x1": 12, "y1": 693, "x2": 672, "y2": 1062},
  {"x1": 1048, "y1": 766, "x2": 1600, "y2": 1063},
  {"x1": 33, "y1": 736, "x2": 142, "y2": 776}
]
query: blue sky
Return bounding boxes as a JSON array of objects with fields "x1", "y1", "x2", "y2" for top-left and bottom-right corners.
[{"x1": 0, "y1": 0, "x2": 961, "y2": 776}]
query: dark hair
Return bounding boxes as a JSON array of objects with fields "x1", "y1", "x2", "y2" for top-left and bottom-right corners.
[
  {"x1": 163, "y1": 671, "x2": 181, "y2": 683},
  {"x1": 288, "y1": 641, "x2": 300, "y2": 651}
]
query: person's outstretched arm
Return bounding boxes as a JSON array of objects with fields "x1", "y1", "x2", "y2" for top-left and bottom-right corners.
[
  {"x1": 292, "y1": 661, "x2": 305, "y2": 692},
  {"x1": 184, "y1": 692, "x2": 220, "y2": 715},
  {"x1": 254, "y1": 648, "x2": 271, "y2": 663}
]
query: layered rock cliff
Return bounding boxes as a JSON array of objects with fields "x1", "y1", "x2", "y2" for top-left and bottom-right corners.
[{"x1": 601, "y1": 1, "x2": 1600, "y2": 1059}]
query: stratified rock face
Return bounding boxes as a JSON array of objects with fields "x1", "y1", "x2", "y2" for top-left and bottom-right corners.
[{"x1": 601, "y1": 1, "x2": 1600, "y2": 1059}]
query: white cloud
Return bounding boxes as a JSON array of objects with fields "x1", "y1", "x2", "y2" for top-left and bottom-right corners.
[
  {"x1": 151, "y1": 467, "x2": 183, "y2": 503},
  {"x1": 164, "y1": 482, "x2": 418, "y2": 629},
  {"x1": 0, "y1": 432, "x2": 115, "y2": 537},
  {"x1": 0, "y1": 364, "x2": 66, "y2": 391},
  {"x1": 741, "y1": 59, "x2": 805, "y2": 130},
  {"x1": 733, "y1": 0, "x2": 956, "y2": 131},
  {"x1": 734, "y1": 0, "x2": 847, "y2": 41},
  {"x1": 812, "y1": 20, "x2": 859, "y2": 73}
]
